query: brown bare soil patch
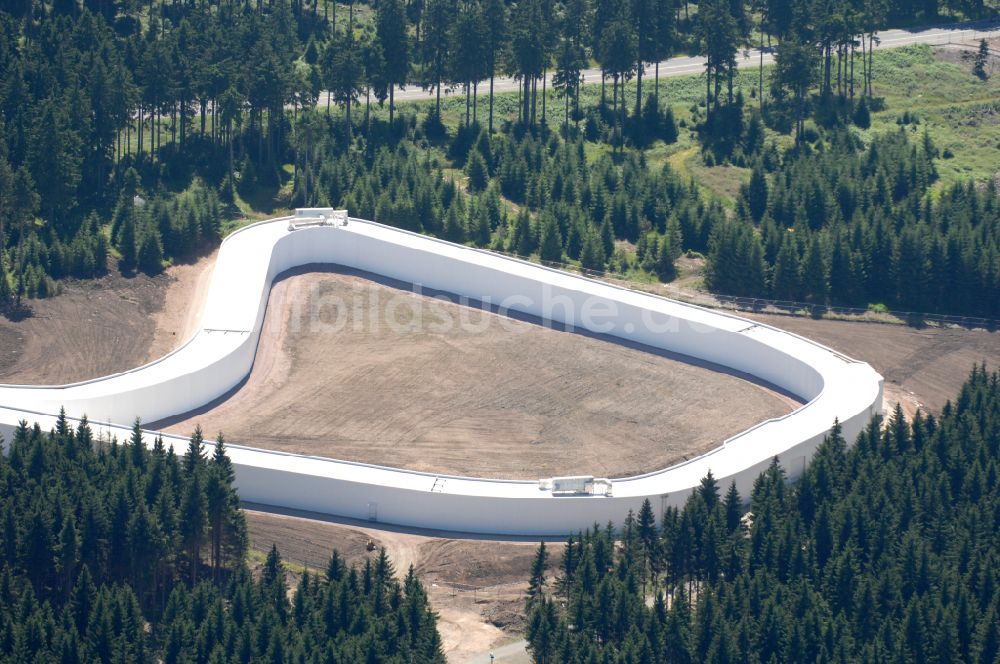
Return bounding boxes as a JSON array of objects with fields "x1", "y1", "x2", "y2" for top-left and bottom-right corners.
[
  {"x1": 935, "y1": 42, "x2": 1000, "y2": 77},
  {"x1": 147, "y1": 251, "x2": 217, "y2": 359},
  {"x1": 742, "y1": 312, "x2": 1000, "y2": 418},
  {"x1": 159, "y1": 268, "x2": 795, "y2": 480},
  {"x1": 0, "y1": 253, "x2": 216, "y2": 385}
]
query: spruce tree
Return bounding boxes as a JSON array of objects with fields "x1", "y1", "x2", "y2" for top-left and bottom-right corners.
[
  {"x1": 771, "y1": 234, "x2": 802, "y2": 301},
  {"x1": 180, "y1": 472, "x2": 206, "y2": 584},
  {"x1": 746, "y1": 166, "x2": 769, "y2": 224},
  {"x1": 376, "y1": 0, "x2": 409, "y2": 124},
  {"x1": 117, "y1": 209, "x2": 138, "y2": 269},
  {"x1": 580, "y1": 229, "x2": 606, "y2": 273},
  {"x1": 465, "y1": 149, "x2": 489, "y2": 192},
  {"x1": 539, "y1": 213, "x2": 564, "y2": 263},
  {"x1": 974, "y1": 39, "x2": 989, "y2": 80},
  {"x1": 526, "y1": 541, "x2": 549, "y2": 611},
  {"x1": 655, "y1": 234, "x2": 676, "y2": 281},
  {"x1": 138, "y1": 231, "x2": 164, "y2": 275}
]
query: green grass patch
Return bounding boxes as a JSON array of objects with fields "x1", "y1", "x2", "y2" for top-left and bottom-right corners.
[{"x1": 864, "y1": 44, "x2": 1000, "y2": 188}]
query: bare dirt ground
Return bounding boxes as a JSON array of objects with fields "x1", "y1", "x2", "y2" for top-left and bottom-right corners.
[
  {"x1": 146, "y1": 251, "x2": 217, "y2": 360},
  {"x1": 0, "y1": 253, "x2": 217, "y2": 385},
  {"x1": 158, "y1": 268, "x2": 795, "y2": 479},
  {"x1": 936, "y1": 42, "x2": 1000, "y2": 76},
  {"x1": 244, "y1": 507, "x2": 548, "y2": 663},
  {"x1": 741, "y1": 312, "x2": 1000, "y2": 420}
]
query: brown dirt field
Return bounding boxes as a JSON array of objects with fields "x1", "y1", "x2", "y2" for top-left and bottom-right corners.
[
  {"x1": 742, "y1": 312, "x2": 1000, "y2": 419},
  {"x1": 146, "y1": 251, "x2": 217, "y2": 360},
  {"x1": 0, "y1": 254, "x2": 217, "y2": 385},
  {"x1": 157, "y1": 268, "x2": 795, "y2": 480},
  {"x1": 244, "y1": 508, "x2": 548, "y2": 663}
]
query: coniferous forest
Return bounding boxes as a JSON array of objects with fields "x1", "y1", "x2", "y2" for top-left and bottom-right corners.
[
  {"x1": 525, "y1": 367, "x2": 1000, "y2": 663},
  {"x1": 1, "y1": 0, "x2": 998, "y2": 313},
  {"x1": 2, "y1": 0, "x2": 1000, "y2": 661},
  {"x1": 0, "y1": 417, "x2": 444, "y2": 661}
]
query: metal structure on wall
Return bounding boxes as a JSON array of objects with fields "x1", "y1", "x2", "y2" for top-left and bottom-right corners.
[{"x1": 0, "y1": 210, "x2": 884, "y2": 536}]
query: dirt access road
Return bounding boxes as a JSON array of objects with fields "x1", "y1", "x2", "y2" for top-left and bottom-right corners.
[
  {"x1": 741, "y1": 312, "x2": 1000, "y2": 420},
  {"x1": 245, "y1": 507, "x2": 547, "y2": 664},
  {"x1": 156, "y1": 268, "x2": 795, "y2": 479}
]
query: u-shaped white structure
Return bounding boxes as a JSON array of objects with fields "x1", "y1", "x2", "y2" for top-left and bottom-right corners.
[{"x1": 0, "y1": 211, "x2": 883, "y2": 535}]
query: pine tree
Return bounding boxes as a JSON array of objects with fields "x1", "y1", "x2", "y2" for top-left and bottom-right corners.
[
  {"x1": 128, "y1": 418, "x2": 146, "y2": 470},
  {"x1": 138, "y1": 231, "x2": 164, "y2": 275},
  {"x1": 376, "y1": 0, "x2": 409, "y2": 124},
  {"x1": 853, "y1": 97, "x2": 871, "y2": 128},
  {"x1": 262, "y1": 544, "x2": 288, "y2": 618},
  {"x1": 184, "y1": 426, "x2": 206, "y2": 476},
  {"x1": 663, "y1": 107, "x2": 679, "y2": 143},
  {"x1": 599, "y1": 216, "x2": 615, "y2": 259},
  {"x1": 720, "y1": 482, "x2": 741, "y2": 534},
  {"x1": 637, "y1": 499, "x2": 658, "y2": 595},
  {"x1": 206, "y1": 434, "x2": 242, "y2": 579},
  {"x1": 772, "y1": 234, "x2": 802, "y2": 300},
  {"x1": 483, "y1": 0, "x2": 507, "y2": 133},
  {"x1": 802, "y1": 237, "x2": 828, "y2": 303},
  {"x1": 465, "y1": 149, "x2": 489, "y2": 192},
  {"x1": 973, "y1": 39, "x2": 989, "y2": 80},
  {"x1": 538, "y1": 213, "x2": 563, "y2": 263},
  {"x1": 698, "y1": 470, "x2": 720, "y2": 510},
  {"x1": 526, "y1": 541, "x2": 549, "y2": 611},
  {"x1": 117, "y1": 208, "x2": 138, "y2": 269},
  {"x1": 655, "y1": 234, "x2": 676, "y2": 281},
  {"x1": 746, "y1": 166, "x2": 769, "y2": 224},
  {"x1": 327, "y1": 550, "x2": 345, "y2": 582},
  {"x1": 580, "y1": 228, "x2": 606, "y2": 272},
  {"x1": 180, "y1": 472, "x2": 206, "y2": 584}
]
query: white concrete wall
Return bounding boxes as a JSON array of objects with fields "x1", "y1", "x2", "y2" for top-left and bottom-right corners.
[{"x1": 0, "y1": 215, "x2": 884, "y2": 536}]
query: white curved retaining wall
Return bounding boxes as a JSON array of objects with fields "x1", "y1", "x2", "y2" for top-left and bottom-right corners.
[{"x1": 0, "y1": 214, "x2": 883, "y2": 536}]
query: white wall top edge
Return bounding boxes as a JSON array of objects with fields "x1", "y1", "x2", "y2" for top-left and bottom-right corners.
[{"x1": 0, "y1": 214, "x2": 884, "y2": 535}]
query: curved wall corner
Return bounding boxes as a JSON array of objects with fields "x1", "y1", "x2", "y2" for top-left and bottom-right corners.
[{"x1": 0, "y1": 214, "x2": 884, "y2": 536}]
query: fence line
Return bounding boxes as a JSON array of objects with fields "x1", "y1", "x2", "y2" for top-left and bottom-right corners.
[{"x1": 484, "y1": 250, "x2": 1000, "y2": 330}]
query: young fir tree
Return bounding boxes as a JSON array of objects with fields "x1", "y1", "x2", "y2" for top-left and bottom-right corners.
[
  {"x1": 526, "y1": 541, "x2": 549, "y2": 611},
  {"x1": 974, "y1": 39, "x2": 990, "y2": 79}
]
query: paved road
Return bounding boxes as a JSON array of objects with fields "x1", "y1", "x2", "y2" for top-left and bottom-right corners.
[
  {"x1": 463, "y1": 639, "x2": 530, "y2": 664},
  {"x1": 337, "y1": 20, "x2": 1000, "y2": 105}
]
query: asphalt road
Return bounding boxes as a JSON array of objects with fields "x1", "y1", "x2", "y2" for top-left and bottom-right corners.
[
  {"x1": 464, "y1": 639, "x2": 530, "y2": 664},
  {"x1": 331, "y1": 20, "x2": 1000, "y2": 106}
]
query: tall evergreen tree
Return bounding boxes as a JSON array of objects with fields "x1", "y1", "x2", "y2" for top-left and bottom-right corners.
[{"x1": 376, "y1": 0, "x2": 410, "y2": 124}]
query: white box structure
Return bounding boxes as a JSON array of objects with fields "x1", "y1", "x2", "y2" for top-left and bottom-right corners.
[{"x1": 0, "y1": 212, "x2": 883, "y2": 536}]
